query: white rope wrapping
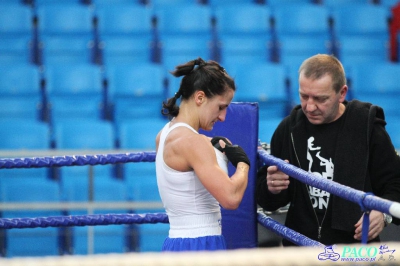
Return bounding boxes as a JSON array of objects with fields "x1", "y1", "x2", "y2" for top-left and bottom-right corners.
[{"x1": 1, "y1": 242, "x2": 400, "y2": 266}]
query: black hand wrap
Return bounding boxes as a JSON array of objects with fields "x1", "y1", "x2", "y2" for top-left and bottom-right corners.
[
  {"x1": 211, "y1": 136, "x2": 230, "y2": 153},
  {"x1": 224, "y1": 144, "x2": 251, "y2": 168}
]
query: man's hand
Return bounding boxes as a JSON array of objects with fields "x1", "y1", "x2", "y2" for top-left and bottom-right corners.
[
  {"x1": 266, "y1": 160, "x2": 290, "y2": 194},
  {"x1": 354, "y1": 210, "x2": 385, "y2": 241}
]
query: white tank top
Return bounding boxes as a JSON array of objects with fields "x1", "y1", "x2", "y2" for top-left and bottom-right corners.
[{"x1": 156, "y1": 122, "x2": 229, "y2": 238}]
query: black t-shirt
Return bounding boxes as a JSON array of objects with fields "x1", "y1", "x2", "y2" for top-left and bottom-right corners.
[{"x1": 304, "y1": 114, "x2": 344, "y2": 225}]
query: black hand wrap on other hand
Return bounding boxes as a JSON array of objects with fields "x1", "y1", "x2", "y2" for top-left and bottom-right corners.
[
  {"x1": 224, "y1": 144, "x2": 250, "y2": 168},
  {"x1": 211, "y1": 136, "x2": 230, "y2": 153}
]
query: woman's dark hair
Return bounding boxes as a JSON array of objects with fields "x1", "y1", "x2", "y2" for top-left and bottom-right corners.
[{"x1": 161, "y1": 57, "x2": 235, "y2": 118}]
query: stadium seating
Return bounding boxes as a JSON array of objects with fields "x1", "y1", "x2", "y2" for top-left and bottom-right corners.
[
  {"x1": 0, "y1": 4, "x2": 34, "y2": 64},
  {"x1": 348, "y1": 62, "x2": 400, "y2": 117},
  {"x1": 154, "y1": 4, "x2": 214, "y2": 64},
  {"x1": 95, "y1": 4, "x2": 155, "y2": 65},
  {"x1": 273, "y1": 3, "x2": 332, "y2": 66},
  {"x1": 1, "y1": 0, "x2": 400, "y2": 257},
  {"x1": 0, "y1": 64, "x2": 43, "y2": 120},
  {"x1": 63, "y1": 177, "x2": 129, "y2": 254},
  {"x1": 336, "y1": 36, "x2": 389, "y2": 65},
  {"x1": 258, "y1": 117, "x2": 282, "y2": 144},
  {"x1": 331, "y1": 4, "x2": 390, "y2": 39},
  {"x1": 118, "y1": 116, "x2": 167, "y2": 252},
  {"x1": 106, "y1": 63, "x2": 165, "y2": 122},
  {"x1": 159, "y1": 35, "x2": 212, "y2": 70},
  {"x1": 214, "y1": 4, "x2": 273, "y2": 64},
  {"x1": 265, "y1": 0, "x2": 312, "y2": 7},
  {"x1": 0, "y1": 119, "x2": 51, "y2": 186},
  {"x1": 36, "y1": 3, "x2": 95, "y2": 65},
  {"x1": 331, "y1": 4, "x2": 391, "y2": 63},
  {"x1": 379, "y1": 0, "x2": 400, "y2": 8},
  {"x1": 0, "y1": 179, "x2": 62, "y2": 257},
  {"x1": 43, "y1": 63, "x2": 104, "y2": 122},
  {"x1": 321, "y1": 0, "x2": 373, "y2": 8},
  {"x1": 233, "y1": 62, "x2": 289, "y2": 119},
  {"x1": 148, "y1": 0, "x2": 199, "y2": 7}
]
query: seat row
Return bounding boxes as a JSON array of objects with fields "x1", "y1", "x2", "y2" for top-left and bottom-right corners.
[
  {"x1": 0, "y1": 117, "x2": 168, "y2": 257},
  {"x1": 2, "y1": 60, "x2": 400, "y2": 125},
  {"x1": 0, "y1": 172, "x2": 168, "y2": 257},
  {"x1": 0, "y1": 61, "x2": 294, "y2": 125},
  {"x1": 0, "y1": 1, "x2": 396, "y2": 69},
  {"x1": 5, "y1": 0, "x2": 400, "y2": 8}
]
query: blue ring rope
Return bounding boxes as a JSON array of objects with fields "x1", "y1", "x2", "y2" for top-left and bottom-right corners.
[
  {"x1": 0, "y1": 152, "x2": 156, "y2": 169},
  {"x1": 0, "y1": 213, "x2": 169, "y2": 229},
  {"x1": 1, "y1": 150, "x2": 398, "y2": 247},
  {"x1": 257, "y1": 149, "x2": 397, "y2": 217},
  {"x1": 257, "y1": 212, "x2": 324, "y2": 247}
]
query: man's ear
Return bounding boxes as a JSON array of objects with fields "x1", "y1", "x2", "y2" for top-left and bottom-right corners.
[{"x1": 339, "y1": 85, "x2": 348, "y2": 102}]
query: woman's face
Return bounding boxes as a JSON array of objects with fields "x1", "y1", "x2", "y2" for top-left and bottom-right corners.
[{"x1": 200, "y1": 88, "x2": 234, "y2": 131}]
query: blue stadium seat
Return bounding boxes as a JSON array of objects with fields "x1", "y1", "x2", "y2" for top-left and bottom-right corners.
[
  {"x1": 154, "y1": 4, "x2": 214, "y2": 63},
  {"x1": 100, "y1": 36, "x2": 154, "y2": 65},
  {"x1": 233, "y1": 62, "x2": 289, "y2": 119},
  {"x1": 96, "y1": 4, "x2": 154, "y2": 65},
  {"x1": 154, "y1": 4, "x2": 212, "y2": 38},
  {"x1": 106, "y1": 63, "x2": 165, "y2": 122},
  {"x1": 39, "y1": 35, "x2": 94, "y2": 65},
  {"x1": 258, "y1": 117, "x2": 282, "y2": 144},
  {"x1": 147, "y1": 0, "x2": 199, "y2": 7},
  {"x1": 36, "y1": 4, "x2": 95, "y2": 65},
  {"x1": 266, "y1": 0, "x2": 312, "y2": 7},
  {"x1": 118, "y1": 118, "x2": 165, "y2": 150},
  {"x1": 207, "y1": 0, "x2": 257, "y2": 6},
  {"x1": 0, "y1": 4, "x2": 33, "y2": 37},
  {"x1": 0, "y1": 119, "x2": 51, "y2": 186},
  {"x1": 44, "y1": 63, "x2": 104, "y2": 122},
  {"x1": 336, "y1": 36, "x2": 389, "y2": 65},
  {"x1": 0, "y1": 64, "x2": 43, "y2": 120},
  {"x1": 218, "y1": 36, "x2": 272, "y2": 65},
  {"x1": 123, "y1": 161, "x2": 167, "y2": 252},
  {"x1": 331, "y1": 4, "x2": 390, "y2": 40},
  {"x1": 273, "y1": 3, "x2": 332, "y2": 65},
  {"x1": 0, "y1": 119, "x2": 50, "y2": 150},
  {"x1": 137, "y1": 223, "x2": 169, "y2": 252},
  {"x1": 62, "y1": 177, "x2": 129, "y2": 254},
  {"x1": 52, "y1": 118, "x2": 129, "y2": 254},
  {"x1": 0, "y1": 180, "x2": 62, "y2": 257},
  {"x1": 379, "y1": 0, "x2": 400, "y2": 8},
  {"x1": 277, "y1": 36, "x2": 331, "y2": 67},
  {"x1": 286, "y1": 65, "x2": 300, "y2": 107},
  {"x1": 214, "y1": 4, "x2": 273, "y2": 64},
  {"x1": 321, "y1": 0, "x2": 372, "y2": 8},
  {"x1": 54, "y1": 119, "x2": 114, "y2": 149},
  {"x1": 348, "y1": 62, "x2": 400, "y2": 117},
  {"x1": 34, "y1": 0, "x2": 85, "y2": 5},
  {"x1": 91, "y1": 0, "x2": 138, "y2": 6},
  {"x1": 0, "y1": 37, "x2": 33, "y2": 64},
  {"x1": 0, "y1": 4, "x2": 34, "y2": 64},
  {"x1": 159, "y1": 35, "x2": 212, "y2": 70},
  {"x1": 118, "y1": 118, "x2": 166, "y2": 251},
  {"x1": 165, "y1": 72, "x2": 183, "y2": 99},
  {"x1": 54, "y1": 119, "x2": 116, "y2": 216}
]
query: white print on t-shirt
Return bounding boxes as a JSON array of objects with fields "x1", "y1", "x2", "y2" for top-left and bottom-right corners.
[{"x1": 307, "y1": 137, "x2": 334, "y2": 210}]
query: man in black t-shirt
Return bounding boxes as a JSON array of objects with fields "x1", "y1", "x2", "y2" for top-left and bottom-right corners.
[{"x1": 256, "y1": 54, "x2": 400, "y2": 246}]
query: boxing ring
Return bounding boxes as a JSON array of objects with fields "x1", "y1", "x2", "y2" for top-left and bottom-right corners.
[{"x1": 0, "y1": 102, "x2": 400, "y2": 265}]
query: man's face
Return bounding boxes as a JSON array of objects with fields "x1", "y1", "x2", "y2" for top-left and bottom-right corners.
[{"x1": 299, "y1": 72, "x2": 347, "y2": 125}]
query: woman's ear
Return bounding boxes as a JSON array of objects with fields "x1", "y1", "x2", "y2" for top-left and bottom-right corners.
[{"x1": 195, "y1": 90, "x2": 206, "y2": 105}]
